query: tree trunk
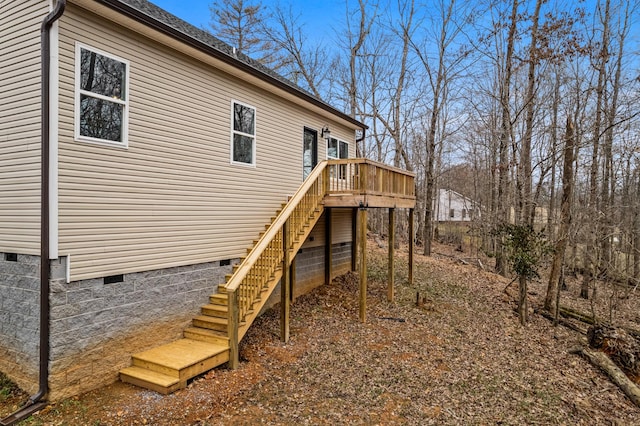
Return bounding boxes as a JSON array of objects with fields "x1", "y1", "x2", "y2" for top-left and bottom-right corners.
[
  {"x1": 547, "y1": 70, "x2": 560, "y2": 241},
  {"x1": 518, "y1": 275, "x2": 528, "y2": 325},
  {"x1": 495, "y1": 0, "x2": 519, "y2": 275},
  {"x1": 581, "y1": 0, "x2": 611, "y2": 299},
  {"x1": 571, "y1": 347, "x2": 640, "y2": 408},
  {"x1": 545, "y1": 118, "x2": 575, "y2": 312},
  {"x1": 634, "y1": 170, "x2": 640, "y2": 285},
  {"x1": 519, "y1": 0, "x2": 541, "y2": 226}
]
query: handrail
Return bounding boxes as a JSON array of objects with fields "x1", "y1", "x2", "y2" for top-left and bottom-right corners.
[
  {"x1": 326, "y1": 158, "x2": 416, "y2": 178},
  {"x1": 225, "y1": 162, "x2": 328, "y2": 295}
]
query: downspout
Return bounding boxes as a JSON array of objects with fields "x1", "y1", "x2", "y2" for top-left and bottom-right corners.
[
  {"x1": 36, "y1": 0, "x2": 66, "y2": 404},
  {"x1": 356, "y1": 127, "x2": 366, "y2": 158},
  {"x1": 36, "y1": 0, "x2": 66, "y2": 405},
  {"x1": 0, "y1": 2, "x2": 66, "y2": 425}
]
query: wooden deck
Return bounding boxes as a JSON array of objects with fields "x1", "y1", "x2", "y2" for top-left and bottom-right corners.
[{"x1": 323, "y1": 159, "x2": 416, "y2": 209}]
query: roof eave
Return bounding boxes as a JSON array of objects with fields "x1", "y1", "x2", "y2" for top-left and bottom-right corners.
[{"x1": 94, "y1": 0, "x2": 367, "y2": 130}]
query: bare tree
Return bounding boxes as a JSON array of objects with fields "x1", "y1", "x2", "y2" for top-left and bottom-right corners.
[
  {"x1": 259, "y1": 4, "x2": 330, "y2": 98},
  {"x1": 209, "y1": 0, "x2": 277, "y2": 66},
  {"x1": 411, "y1": 0, "x2": 470, "y2": 256},
  {"x1": 545, "y1": 118, "x2": 575, "y2": 313},
  {"x1": 373, "y1": 0, "x2": 416, "y2": 171},
  {"x1": 494, "y1": 0, "x2": 519, "y2": 275}
]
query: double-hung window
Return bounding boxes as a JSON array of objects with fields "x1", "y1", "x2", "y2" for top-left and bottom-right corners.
[
  {"x1": 328, "y1": 137, "x2": 348, "y2": 178},
  {"x1": 75, "y1": 43, "x2": 129, "y2": 146},
  {"x1": 327, "y1": 137, "x2": 348, "y2": 160},
  {"x1": 231, "y1": 101, "x2": 256, "y2": 165}
]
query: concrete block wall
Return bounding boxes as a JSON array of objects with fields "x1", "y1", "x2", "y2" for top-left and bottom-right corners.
[
  {"x1": 0, "y1": 255, "x2": 236, "y2": 401},
  {"x1": 265, "y1": 242, "x2": 353, "y2": 309},
  {"x1": 0, "y1": 253, "x2": 41, "y2": 394},
  {"x1": 46, "y1": 258, "x2": 236, "y2": 400},
  {"x1": 295, "y1": 243, "x2": 352, "y2": 296}
]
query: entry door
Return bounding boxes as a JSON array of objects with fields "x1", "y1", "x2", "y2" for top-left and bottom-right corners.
[{"x1": 303, "y1": 128, "x2": 318, "y2": 180}]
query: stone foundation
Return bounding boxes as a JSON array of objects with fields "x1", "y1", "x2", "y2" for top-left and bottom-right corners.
[
  {"x1": 1, "y1": 241, "x2": 353, "y2": 400},
  {"x1": 0, "y1": 256, "x2": 235, "y2": 401},
  {"x1": 0, "y1": 252, "x2": 40, "y2": 394}
]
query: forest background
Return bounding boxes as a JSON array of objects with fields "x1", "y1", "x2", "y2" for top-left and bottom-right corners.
[{"x1": 158, "y1": 0, "x2": 640, "y2": 316}]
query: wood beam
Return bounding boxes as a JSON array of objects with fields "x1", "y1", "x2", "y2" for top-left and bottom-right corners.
[
  {"x1": 409, "y1": 208, "x2": 414, "y2": 286},
  {"x1": 359, "y1": 206, "x2": 368, "y2": 322},
  {"x1": 280, "y1": 221, "x2": 290, "y2": 342},
  {"x1": 227, "y1": 290, "x2": 239, "y2": 369},
  {"x1": 290, "y1": 255, "x2": 296, "y2": 302},
  {"x1": 352, "y1": 207, "x2": 358, "y2": 271},
  {"x1": 325, "y1": 208, "x2": 333, "y2": 285},
  {"x1": 388, "y1": 208, "x2": 395, "y2": 301}
]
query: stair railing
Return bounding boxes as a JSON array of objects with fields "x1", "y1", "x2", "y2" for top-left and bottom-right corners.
[{"x1": 226, "y1": 162, "x2": 329, "y2": 367}]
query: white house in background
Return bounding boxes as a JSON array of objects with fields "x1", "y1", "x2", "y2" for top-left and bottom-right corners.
[{"x1": 435, "y1": 189, "x2": 479, "y2": 222}]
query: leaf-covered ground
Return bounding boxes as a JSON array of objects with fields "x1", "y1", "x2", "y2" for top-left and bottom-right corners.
[{"x1": 4, "y1": 240, "x2": 640, "y2": 425}]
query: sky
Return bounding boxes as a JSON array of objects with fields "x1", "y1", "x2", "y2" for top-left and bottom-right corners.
[{"x1": 150, "y1": 0, "x2": 344, "y2": 34}]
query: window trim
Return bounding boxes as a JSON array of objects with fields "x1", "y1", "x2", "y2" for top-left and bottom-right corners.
[
  {"x1": 230, "y1": 99, "x2": 257, "y2": 167},
  {"x1": 327, "y1": 137, "x2": 349, "y2": 160},
  {"x1": 327, "y1": 136, "x2": 349, "y2": 179},
  {"x1": 74, "y1": 42, "x2": 130, "y2": 148}
]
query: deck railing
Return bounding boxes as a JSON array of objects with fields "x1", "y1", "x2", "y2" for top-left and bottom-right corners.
[
  {"x1": 325, "y1": 158, "x2": 416, "y2": 205},
  {"x1": 225, "y1": 158, "x2": 415, "y2": 366}
]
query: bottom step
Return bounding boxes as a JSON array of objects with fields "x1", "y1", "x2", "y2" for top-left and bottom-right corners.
[
  {"x1": 120, "y1": 366, "x2": 181, "y2": 395},
  {"x1": 121, "y1": 339, "x2": 230, "y2": 394}
]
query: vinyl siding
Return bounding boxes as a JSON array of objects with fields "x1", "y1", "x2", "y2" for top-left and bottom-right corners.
[
  {"x1": 0, "y1": 0, "x2": 48, "y2": 254},
  {"x1": 302, "y1": 209, "x2": 354, "y2": 250},
  {"x1": 57, "y1": 4, "x2": 357, "y2": 280}
]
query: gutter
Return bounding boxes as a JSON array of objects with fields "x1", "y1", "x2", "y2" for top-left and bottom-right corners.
[{"x1": 0, "y1": 1, "x2": 66, "y2": 424}]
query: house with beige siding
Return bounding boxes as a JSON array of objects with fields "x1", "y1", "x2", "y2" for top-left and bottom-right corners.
[{"x1": 0, "y1": 0, "x2": 415, "y2": 411}]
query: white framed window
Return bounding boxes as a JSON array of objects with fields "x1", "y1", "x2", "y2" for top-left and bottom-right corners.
[
  {"x1": 327, "y1": 137, "x2": 348, "y2": 178},
  {"x1": 75, "y1": 43, "x2": 129, "y2": 147},
  {"x1": 327, "y1": 137, "x2": 348, "y2": 161},
  {"x1": 231, "y1": 101, "x2": 256, "y2": 166}
]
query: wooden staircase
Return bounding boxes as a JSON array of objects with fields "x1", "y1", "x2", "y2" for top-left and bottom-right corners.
[
  {"x1": 120, "y1": 164, "x2": 328, "y2": 393},
  {"x1": 119, "y1": 159, "x2": 416, "y2": 394}
]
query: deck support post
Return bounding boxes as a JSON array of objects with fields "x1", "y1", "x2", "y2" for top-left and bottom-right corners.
[
  {"x1": 290, "y1": 256, "x2": 296, "y2": 302},
  {"x1": 325, "y1": 208, "x2": 332, "y2": 285},
  {"x1": 352, "y1": 207, "x2": 358, "y2": 271},
  {"x1": 228, "y1": 289, "x2": 239, "y2": 369},
  {"x1": 408, "y1": 208, "x2": 414, "y2": 286},
  {"x1": 388, "y1": 208, "x2": 395, "y2": 301},
  {"x1": 359, "y1": 205, "x2": 368, "y2": 322},
  {"x1": 281, "y1": 221, "x2": 290, "y2": 342}
]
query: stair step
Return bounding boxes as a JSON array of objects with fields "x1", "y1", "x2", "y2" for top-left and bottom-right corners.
[
  {"x1": 131, "y1": 339, "x2": 229, "y2": 381},
  {"x1": 210, "y1": 292, "x2": 228, "y2": 304},
  {"x1": 184, "y1": 327, "x2": 229, "y2": 346},
  {"x1": 202, "y1": 303, "x2": 228, "y2": 317},
  {"x1": 120, "y1": 366, "x2": 181, "y2": 395},
  {"x1": 193, "y1": 315, "x2": 228, "y2": 331}
]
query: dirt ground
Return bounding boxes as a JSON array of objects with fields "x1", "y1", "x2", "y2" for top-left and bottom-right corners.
[{"x1": 3, "y1": 239, "x2": 640, "y2": 425}]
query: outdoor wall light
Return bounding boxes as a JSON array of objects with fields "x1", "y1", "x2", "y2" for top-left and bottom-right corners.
[{"x1": 321, "y1": 125, "x2": 331, "y2": 140}]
